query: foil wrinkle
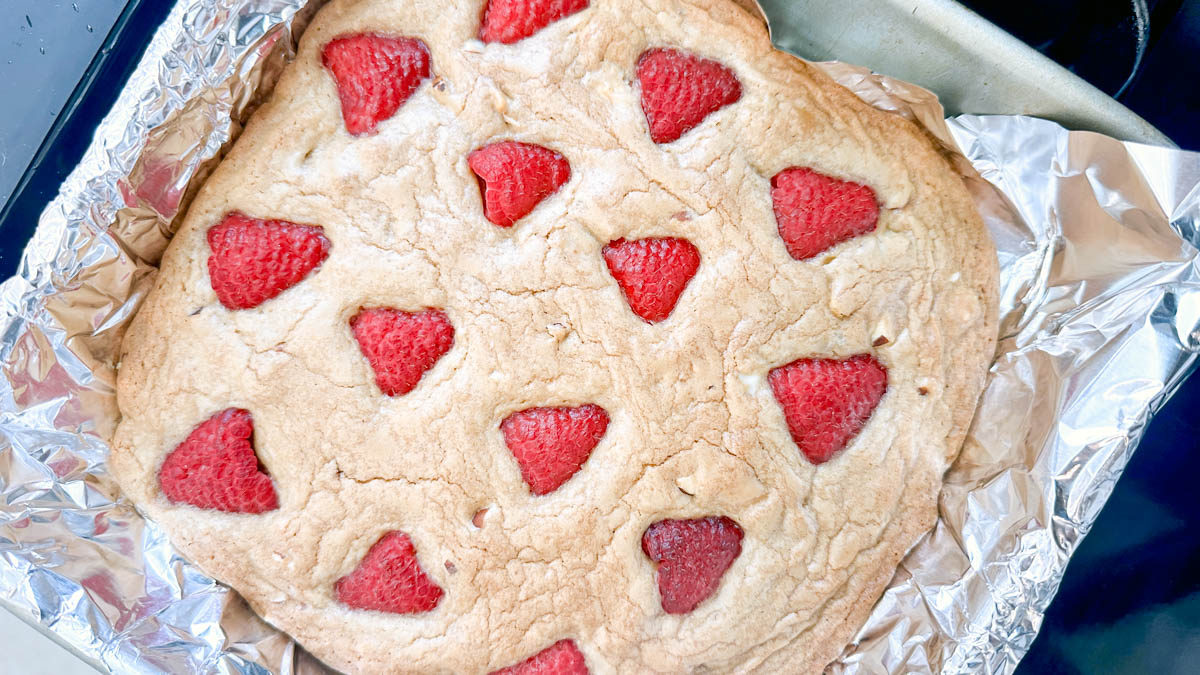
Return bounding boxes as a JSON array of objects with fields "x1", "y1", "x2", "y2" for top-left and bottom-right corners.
[{"x1": 1, "y1": 1, "x2": 1198, "y2": 673}]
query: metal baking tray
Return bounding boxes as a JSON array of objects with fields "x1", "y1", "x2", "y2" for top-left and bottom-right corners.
[
  {"x1": 759, "y1": 0, "x2": 1173, "y2": 147},
  {"x1": 0, "y1": 0, "x2": 1177, "y2": 671}
]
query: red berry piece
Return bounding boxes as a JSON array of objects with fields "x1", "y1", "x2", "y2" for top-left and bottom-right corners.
[
  {"x1": 642, "y1": 516, "x2": 744, "y2": 614},
  {"x1": 768, "y1": 354, "x2": 887, "y2": 464},
  {"x1": 469, "y1": 141, "x2": 571, "y2": 227},
  {"x1": 636, "y1": 48, "x2": 742, "y2": 144},
  {"x1": 350, "y1": 308, "x2": 455, "y2": 397},
  {"x1": 207, "y1": 213, "x2": 331, "y2": 310},
  {"x1": 480, "y1": 0, "x2": 589, "y2": 45},
  {"x1": 158, "y1": 408, "x2": 278, "y2": 514},
  {"x1": 771, "y1": 167, "x2": 880, "y2": 261},
  {"x1": 335, "y1": 531, "x2": 444, "y2": 614},
  {"x1": 490, "y1": 639, "x2": 589, "y2": 675},
  {"x1": 602, "y1": 237, "x2": 700, "y2": 323},
  {"x1": 321, "y1": 33, "x2": 431, "y2": 136},
  {"x1": 501, "y1": 405, "x2": 609, "y2": 495}
]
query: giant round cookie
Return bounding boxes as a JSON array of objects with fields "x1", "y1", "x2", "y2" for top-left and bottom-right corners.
[{"x1": 111, "y1": 0, "x2": 999, "y2": 672}]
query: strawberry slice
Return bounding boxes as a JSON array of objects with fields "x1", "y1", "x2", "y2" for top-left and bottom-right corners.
[
  {"x1": 469, "y1": 141, "x2": 571, "y2": 227},
  {"x1": 207, "y1": 213, "x2": 331, "y2": 310},
  {"x1": 335, "y1": 531, "x2": 444, "y2": 614},
  {"x1": 350, "y1": 308, "x2": 455, "y2": 397},
  {"x1": 480, "y1": 0, "x2": 589, "y2": 45},
  {"x1": 771, "y1": 167, "x2": 879, "y2": 260},
  {"x1": 768, "y1": 354, "x2": 887, "y2": 464},
  {"x1": 490, "y1": 639, "x2": 588, "y2": 675},
  {"x1": 322, "y1": 33, "x2": 431, "y2": 136},
  {"x1": 641, "y1": 516, "x2": 743, "y2": 614},
  {"x1": 158, "y1": 408, "x2": 278, "y2": 514},
  {"x1": 501, "y1": 405, "x2": 609, "y2": 495},
  {"x1": 602, "y1": 237, "x2": 700, "y2": 323},
  {"x1": 636, "y1": 48, "x2": 742, "y2": 144}
]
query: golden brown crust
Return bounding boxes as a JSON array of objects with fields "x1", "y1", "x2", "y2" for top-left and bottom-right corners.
[{"x1": 111, "y1": 0, "x2": 998, "y2": 672}]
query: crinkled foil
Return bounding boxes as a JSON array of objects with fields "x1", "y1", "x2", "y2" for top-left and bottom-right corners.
[{"x1": 1, "y1": 1, "x2": 1198, "y2": 673}]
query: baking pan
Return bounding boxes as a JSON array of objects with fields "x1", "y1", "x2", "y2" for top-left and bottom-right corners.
[
  {"x1": 0, "y1": 0, "x2": 173, "y2": 278},
  {"x1": 0, "y1": 0, "x2": 1180, "y2": 672},
  {"x1": 759, "y1": 0, "x2": 1173, "y2": 147}
]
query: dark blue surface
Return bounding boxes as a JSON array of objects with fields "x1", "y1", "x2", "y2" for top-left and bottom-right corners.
[
  {"x1": 1016, "y1": 372, "x2": 1200, "y2": 672},
  {"x1": 0, "y1": 1, "x2": 1196, "y2": 673},
  {"x1": 963, "y1": 0, "x2": 1200, "y2": 151},
  {"x1": 953, "y1": 4, "x2": 1200, "y2": 672}
]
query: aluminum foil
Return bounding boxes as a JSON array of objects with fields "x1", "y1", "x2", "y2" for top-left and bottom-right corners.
[{"x1": 1, "y1": 1, "x2": 1198, "y2": 673}]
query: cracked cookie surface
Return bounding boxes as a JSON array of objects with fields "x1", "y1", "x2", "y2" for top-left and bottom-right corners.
[{"x1": 110, "y1": 0, "x2": 998, "y2": 672}]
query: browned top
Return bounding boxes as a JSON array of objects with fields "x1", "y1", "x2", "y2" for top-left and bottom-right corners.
[{"x1": 111, "y1": 0, "x2": 998, "y2": 672}]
